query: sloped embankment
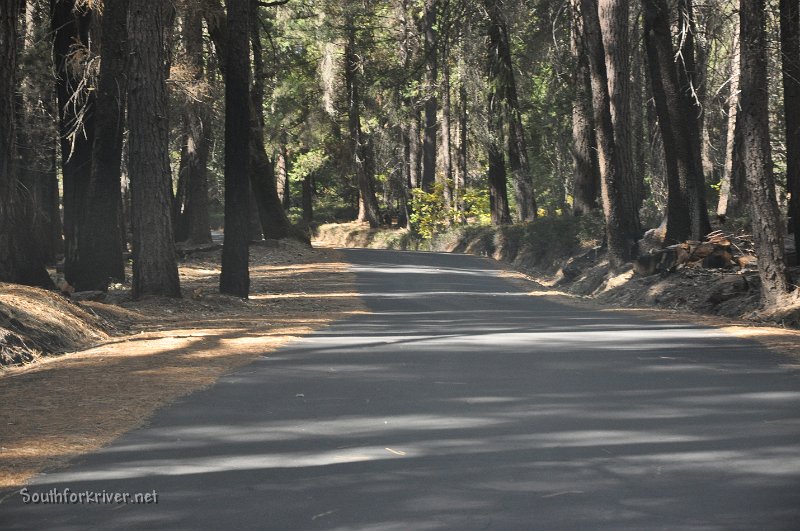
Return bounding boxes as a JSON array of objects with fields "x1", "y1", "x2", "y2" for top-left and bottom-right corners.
[{"x1": 0, "y1": 284, "x2": 109, "y2": 366}]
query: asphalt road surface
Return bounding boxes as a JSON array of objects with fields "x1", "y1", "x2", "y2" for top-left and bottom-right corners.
[{"x1": 3, "y1": 248, "x2": 800, "y2": 530}]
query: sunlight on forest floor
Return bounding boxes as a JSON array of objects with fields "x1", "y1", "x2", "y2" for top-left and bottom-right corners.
[{"x1": 0, "y1": 244, "x2": 365, "y2": 490}]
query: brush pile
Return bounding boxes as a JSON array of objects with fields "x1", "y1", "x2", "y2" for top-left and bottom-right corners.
[{"x1": 636, "y1": 231, "x2": 758, "y2": 276}]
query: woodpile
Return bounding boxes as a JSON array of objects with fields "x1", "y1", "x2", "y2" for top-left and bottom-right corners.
[{"x1": 635, "y1": 230, "x2": 758, "y2": 276}]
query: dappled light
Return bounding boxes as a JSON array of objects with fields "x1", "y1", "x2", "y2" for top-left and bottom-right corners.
[{"x1": 3, "y1": 249, "x2": 799, "y2": 529}]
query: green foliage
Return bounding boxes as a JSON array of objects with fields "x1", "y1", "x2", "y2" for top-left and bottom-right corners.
[
  {"x1": 410, "y1": 183, "x2": 450, "y2": 240},
  {"x1": 288, "y1": 149, "x2": 328, "y2": 184},
  {"x1": 409, "y1": 183, "x2": 495, "y2": 240},
  {"x1": 461, "y1": 187, "x2": 492, "y2": 225}
]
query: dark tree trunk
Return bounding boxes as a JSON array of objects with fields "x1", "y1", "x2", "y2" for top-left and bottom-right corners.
[
  {"x1": 174, "y1": 0, "x2": 212, "y2": 247},
  {"x1": 642, "y1": 0, "x2": 706, "y2": 244},
  {"x1": 52, "y1": 0, "x2": 95, "y2": 286},
  {"x1": 631, "y1": 11, "x2": 647, "y2": 209},
  {"x1": 17, "y1": 1, "x2": 60, "y2": 264},
  {"x1": 571, "y1": 0, "x2": 599, "y2": 216},
  {"x1": 781, "y1": 0, "x2": 800, "y2": 251},
  {"x1": 185, "y1": 119, "x2": 212, "y2": 245},
  {"x1": 740, "y1": 0, "x2": 790, "y2": 306},
  {"x1": 598, "y1": 0, "x2": 639, "y2": 235},
  {"x1": 396, "y1": 0, "x2": 413, "y2": 228},
  {"x1": 250, "y1": 128, "x2": 303, "y2": 240},
  {"x1": 399, "y1": 0, "x2": 420, "y2": 198},
  {"x1": 490, "y1": 2, "x2": 536, "y2": 222},
  {"x1": 203, "y1": 0, "x2": 301, "y2": 243},
  {"x1": 345, "y1": 21, "x2": 380, "y2": 227},
  {"x1": 408, "y1": 110, "x2": 421, "y2": 189},
  {"x1": 248, "y1": 184, "x2": 264, "y2": 241},
  {"x1": 440, "y1": 34, "x2": 453, "y2": 211},
  {"x1": 0, "y1": 0, "x2": 17, "y2": 280},
  {"x1": 219, "y1": 0, "x2": 251, "y2": 298},
  {"x1": 421, "y1": 0, "x2": 438, "y2": 192},
  {"x1": 0, "y1": 0, "x2": 52, "y2": 286},
  {"x1": 486, "y1": 0, "x2": 511, "y2": 226},
  {"x1": 676, "y1": 0, "x2": 712, "y2": 237},
  {"x1": 302, "y1": 173, "x2": 313, "y2": 223},
  {"x1": 457, "y1": 79, "x2": 468, "y2": 208},
  {"x1": 127, "y1": 0, "x2": 180, "y2": 298},
  {"x1": 581, "y1": 0, "x2": 636, "y2": 268},
  {"x1": 74, "y1": 0, "x2": 128, "y2": 291},
  {"x1": 487, "y1": 148, "x2": 510, "y2": 225},
  {"x1": 249, "y1": 5, "x2": 305, "y2": 242}
]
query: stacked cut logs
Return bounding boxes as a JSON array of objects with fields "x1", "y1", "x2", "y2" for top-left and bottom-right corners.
[{"x1": 635, "y1": 231, "x2": 757, "y2": 276}]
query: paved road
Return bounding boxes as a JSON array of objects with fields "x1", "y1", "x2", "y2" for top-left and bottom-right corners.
[{"x1": 3, "y1": 248, "x2": 800, "y2": 530}]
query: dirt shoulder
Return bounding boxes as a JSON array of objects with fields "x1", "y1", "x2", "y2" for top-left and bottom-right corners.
[
  {"x1": 498, "y1": 267, "x2": 800, "y2": 368},
  {"x1": 0, "y1": 242, "x2": 365, "y2": 490}
]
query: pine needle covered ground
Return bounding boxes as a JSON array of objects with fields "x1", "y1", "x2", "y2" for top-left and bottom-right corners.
[{"x1": 0, "y1": 242, "x2": 365, "y2": 490}]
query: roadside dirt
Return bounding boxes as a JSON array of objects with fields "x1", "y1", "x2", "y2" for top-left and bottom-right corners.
[
  {"x1": 499, "y1": 268, "x2": 800, "y2": 368},
  {"x1": 0, "y1": 242, "x2": 365, "y2": 490}
]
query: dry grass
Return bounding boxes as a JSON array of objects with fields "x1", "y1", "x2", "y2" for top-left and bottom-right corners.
[{"x1": 0, "y1": 243, "x2": 365, "y2": 490}]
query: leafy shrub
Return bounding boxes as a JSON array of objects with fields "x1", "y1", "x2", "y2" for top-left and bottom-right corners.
[
  {"x1": 409, "y1": 183, "x2": 450, "y2": 240},
  {"x1": 461, "y1": 187, "x2": 491, "y2": 225}
]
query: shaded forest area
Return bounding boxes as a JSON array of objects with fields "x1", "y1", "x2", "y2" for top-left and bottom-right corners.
[{"x1": 1, "y1": 0, "x2": 799, "y2": 312}]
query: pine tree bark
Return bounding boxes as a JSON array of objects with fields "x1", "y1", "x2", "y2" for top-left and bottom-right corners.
[
  {"x1": 440, "y1": 34, "x2": 453, "y2": 211},
  {"x1": 52, "y1": 0, "x2": 95, "y2": 286},
  {"x1": 0, "y1": 0, "x2": 52, "y2": 286},
  {"x1": 630, "y1": 11, "x2": 646, "y2": 208},
  {"x1": 248, "y1": 2, "x2": 305, "y2": 242},
  {"x1": 581, "y1": 0, "x2": 636, "y2": 268},
  {"x1": 203, "y1": 0, "x2": 301, "y2": 243},
  {"x1": 457, "y1": 79, "x2": 468, "y2": 210},
  {"x1": 492, "y1": 2, "x2": 536, "y2": 222},
  {"x1": 676, "y1": 0, "x2": 711, "y2": 237},
  {"x1": 486, "y1": 0, "x2": 511, "y2": 226},
  {"x1": 570, "y1": 0, "x2": 599, "y2": 216},
  {"x1": 181, "y1": 2, "x2": 211, "y2": 244},
  {"x1": 642, "y1": 0, "x2": 705, "y2": 244},
  {"x1": 302, "y1": 173, "x2": 313, "y2": 222},
  {"x1": 421, "y1": 0, "x2": 438, "y2": 192},
  {"x1": 398, "y1": 0, "x2": 414, "y2": 227},
  {"x1": 345, "y1": 21, "x2": 380, "y2": 228},
  {"x1": 219, "y1": 0, "x2": 251, "y2": 297},
  {"x1": 407, "y1": 111, "x2": 421, "y2": 189},
  {"x1": 781, "y1": 0, "x2": 800, "y2": 252},
  {"x1": 74, "y1": 0, "x2": 128, "y2": 291},
  {"x1": 598, "y1": 0, "x2": 639, "y2": 234},
  {"x1": 1, "y1": 0, "x2": 20, "y2": 281},
  {"x1": 127, "y1": 0, "x2": 180, "y2": 298},
  {"x1": 174, "y1": 0, "x2": 212, "y2": 247},
  {"x1": 400, "y1": 0, "x2": 420, "y2": 195},
  {"x1": 18, "y1": 0, "x2": 60, "y2": 264},
  {"x1": 740, "y1": 0, "x2": 790, "y2": 306}
]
